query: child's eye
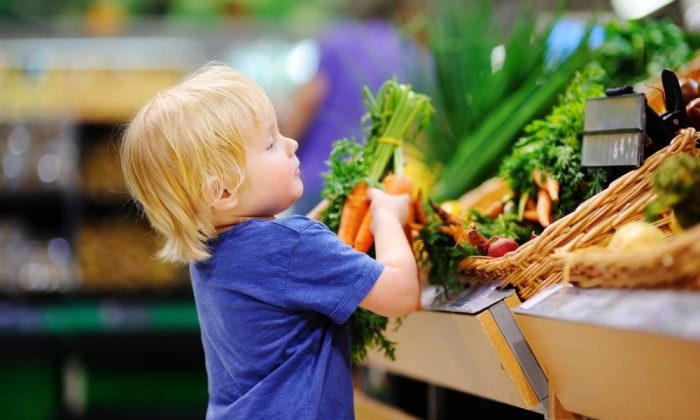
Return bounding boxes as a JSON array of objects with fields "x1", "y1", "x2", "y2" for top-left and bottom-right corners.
[{"x1": 266, "y1": 138, "x2": 275, "y2": 150}]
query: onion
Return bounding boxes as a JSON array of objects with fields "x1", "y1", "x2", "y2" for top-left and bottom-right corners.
[
  {"x1": 686, "y1": 97, "x2": 700, "y2": 130},
  {"x1": 608, "y1": 221, "x2": 668, "y2": 251}
]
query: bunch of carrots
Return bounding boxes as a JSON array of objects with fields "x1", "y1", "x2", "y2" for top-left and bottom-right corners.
[
  {"x1": 520, "y1": 169, "x2": 560, "y2": 227},
  {"x1": 320, "y1": 80, "x2": 433, "y2": 363},
  {"x1": 338, "y1": 174, "x2": 415, "y2": 252},
  {"x1": 334, "y1": 80, "x2": 433, "y2": 253}
]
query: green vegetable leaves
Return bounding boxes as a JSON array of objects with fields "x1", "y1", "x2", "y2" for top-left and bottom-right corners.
[
  {"x1": 646, "y1": 155, "x2": 700, "y2": 229},
  {"x1": 362, "y1": 80, "x2": 433, "y2": 181},
  {"x1": 423, "y1": 0, "x2": 594, "y2": 201},
  {"x1": 500, "y1": 65, "x2": 608, "y2": 218},
  {"x1": 598, "y1": 18, "x2": 695, "y2": 87},
  {"x1": 321, "y1": 139, "x2": 369, "y2": 233},
  {"x1": 350, "y1": 308, "x2": 395, "y2": 365}
]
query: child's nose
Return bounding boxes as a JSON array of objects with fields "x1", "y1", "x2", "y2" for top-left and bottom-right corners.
[{"x1": 288, "y1": 137, "x2": 299, "y2": 154}]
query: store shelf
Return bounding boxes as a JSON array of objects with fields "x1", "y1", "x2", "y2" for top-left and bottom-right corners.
[
  {"x1": 513, "y1": 285, "x2": 700, "y2": 420},
  {"x1": 0, "y1": 295, "x2": 206, "y2": 420},
  {"x1": 0, "y1": 296, "x2": 199, "y2": 336},
  {"x1": 365, "y1": 291, "x2": 546, "y2": 412}
]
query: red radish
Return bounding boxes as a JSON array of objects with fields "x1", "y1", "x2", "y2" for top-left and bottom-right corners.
[{"x1": 487, "y1": 237, "x2": 519, "y2": 258}]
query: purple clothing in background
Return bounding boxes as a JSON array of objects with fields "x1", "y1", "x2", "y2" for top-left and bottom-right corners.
[{"x1": 295, "y1": 20, "x2": 412, "y2": 213}]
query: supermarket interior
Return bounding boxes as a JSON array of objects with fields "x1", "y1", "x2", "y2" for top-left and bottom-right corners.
[{"x1": 2, "y1": 0, "x2": 700, "y2": 419}]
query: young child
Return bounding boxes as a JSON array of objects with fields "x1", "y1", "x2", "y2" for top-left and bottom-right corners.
[{"x1": 120, "y1": 63, "x2": 419, "y2": 419}]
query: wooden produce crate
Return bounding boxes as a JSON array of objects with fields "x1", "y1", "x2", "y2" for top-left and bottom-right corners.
[
  {"x1": 513, "y1": 284, "x2": 700, "y2": 420},
  {"x1": 365, "y1": 283, "x2": 548, "y2": 412}
]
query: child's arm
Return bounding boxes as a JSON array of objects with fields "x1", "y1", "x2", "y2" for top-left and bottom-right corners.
[{"x1": 359, "y1": 188, "x2": 419, "y2": 318}]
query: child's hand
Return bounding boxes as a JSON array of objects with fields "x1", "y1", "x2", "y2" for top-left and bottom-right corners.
[
  {"x1": 368, "y1": 188, "x2": 410, "y2": 226},
  {"x1": 360, "y1": 187, "x2": 419, "y2": 318}
]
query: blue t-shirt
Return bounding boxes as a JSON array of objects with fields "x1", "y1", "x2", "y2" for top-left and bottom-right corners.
[{"x1": 190, "y1": 216, "x2": 384, "y2": 419}]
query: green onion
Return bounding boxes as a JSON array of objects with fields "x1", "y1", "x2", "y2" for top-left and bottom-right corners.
[{"x1": 362, "y1": 80, "x2": 433, "y2": 182}]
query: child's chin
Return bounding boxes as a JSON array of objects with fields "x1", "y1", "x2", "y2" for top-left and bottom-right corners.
[{"x1": 294, "y1": 184, "x2": 304, "y2": 200}]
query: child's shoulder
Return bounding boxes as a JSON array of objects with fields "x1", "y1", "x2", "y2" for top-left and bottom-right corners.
[
  {"x1": 216, "y1": 216, "x2": 328, "y2": 246},
  {"x1": 272, "y1": 215, "x2": 329, "y2": 234}
]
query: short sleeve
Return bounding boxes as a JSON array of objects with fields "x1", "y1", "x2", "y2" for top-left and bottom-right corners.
[{"x1": 284, "y1": 221, "x2": 384, "y2": 324}]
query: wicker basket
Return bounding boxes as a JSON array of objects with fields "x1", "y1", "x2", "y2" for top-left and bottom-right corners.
[
  {"x1": 552, "y1": 223, "x2": 700, "y2": 289},
  {"x1": 459, "y1": 128, "x2": 700, "y2": 300}
]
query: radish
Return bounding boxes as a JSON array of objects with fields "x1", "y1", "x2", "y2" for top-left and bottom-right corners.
[{"x1": 487, "y1": 237, "x2": 519, "y2": 258}]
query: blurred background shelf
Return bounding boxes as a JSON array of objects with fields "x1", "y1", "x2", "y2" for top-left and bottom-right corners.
[
  {"x1": 0, "y1": 295, "x2": 199, "y2": 334},
  {"x1": 0, "y1": 295, "x2": 205, "y2": 420}
]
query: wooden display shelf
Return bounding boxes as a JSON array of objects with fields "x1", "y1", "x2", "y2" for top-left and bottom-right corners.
[
  {"x1": 365, "y1": 286, "x2": 547, "y2": 412},
  {"x1": 513, "y1": 285, "x2": 700, "y2": 420}
]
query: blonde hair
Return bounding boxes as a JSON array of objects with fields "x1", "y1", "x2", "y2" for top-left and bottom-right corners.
[{"x1": 120, "y1": 63, "x2": 274, "y2": 263}]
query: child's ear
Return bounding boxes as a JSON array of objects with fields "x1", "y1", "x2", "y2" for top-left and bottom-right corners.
[{"x1": 211, "y1": 188, "x2": 239, "y2": 211}]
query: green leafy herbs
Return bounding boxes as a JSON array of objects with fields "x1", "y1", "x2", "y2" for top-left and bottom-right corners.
[
  {"x1": 466, "y1": 210, "x2": 533, "y2": 244},
  {"x1": 349, "y1": 308, "x2": 395, "y2": 365},
  {"x1": 500, "y1": 65, "x2": 609, "y2": 218},
  {"x1": 416, "y1": 204, "x2": 532, "y2": 295},
  {"x1": 646, "y1": 155, "x2": 700, "y2": 229},
  {"x1": 320, "y1": 138, "x2": 369, "y2": 233},
  {"x1": 417, "y1": 208, "x2": 476, "y2": 295},
  {"x1": 598, "y1": 18, "x2": 695, "y2": 87}
]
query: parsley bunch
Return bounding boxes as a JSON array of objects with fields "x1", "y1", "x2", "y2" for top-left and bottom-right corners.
[{"x1": 500, "y1": 65, "x2": 609, "y2": 219}]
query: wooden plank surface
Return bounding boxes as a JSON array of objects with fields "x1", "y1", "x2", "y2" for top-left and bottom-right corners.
[
  {"x1": 365, "y1": 309, "x2": 539, "y2": 410},
  {"x1": 515, "y1": 314, "x2": 700, "y2": 420}
]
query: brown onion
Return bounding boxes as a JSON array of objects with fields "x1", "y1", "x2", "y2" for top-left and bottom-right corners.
[
  {"x1": 686, "y1": 97, "x2": 700, "y2": 129},
  {"x1": 680, "y1": 78, "x2": 700, "y2": 106}
]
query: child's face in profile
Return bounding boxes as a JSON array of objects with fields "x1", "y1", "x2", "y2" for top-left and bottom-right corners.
[{"x1": 234, "y1": 112, "x2": 303, "y2": 216}]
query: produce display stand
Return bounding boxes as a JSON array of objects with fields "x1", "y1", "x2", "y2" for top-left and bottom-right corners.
[
  {"x1": 365, "y1": 283, "x2": 548, "y2": 413},
  {"x1": 513, "y1": 284, "x2": 700, "y2": 420}
]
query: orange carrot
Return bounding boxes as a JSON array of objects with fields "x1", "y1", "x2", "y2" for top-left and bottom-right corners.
[
  {"x1": 428, "y1": 199, "x2": 464, "y2": 226},
  {"x1": 467, "y1": 226, "x2": 490, "y2": 254},
  {"x1": 546, "y1": 177, "x2": 560, "y2": 201},
  {"x1": 337, "y1": 182, "x2": 370, "y2": 246},
  {"x1": 532, "y1": 169, "x2": 547, "y2": 190},
  {"x1": 534, "y1": 169, "x2": 559, "y2": 202},
  {"x1": 414, "y1": 190, "x2": 428, "y2": 225},
  {"x1": 484, "y1": 201, "x2": 504, "y2": 219},
  {"x1": 526, "y1": 196, "x2": 536, "y2": 211},
  {"x1": 354, "y1": 174, "x2": 414, "y2": 252},
  {"x1": 523, "y1": 209, "x2": 539, "y2": 222},
  {"x1": 354, "y1": 212, "x2": 374, "y2": 252},
  {"x1": 438, "y1": 224, "x2": 467, "y2": 245},
  {"x1": 536, "y1": 188, "x2": 552, "y2": 227}
]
